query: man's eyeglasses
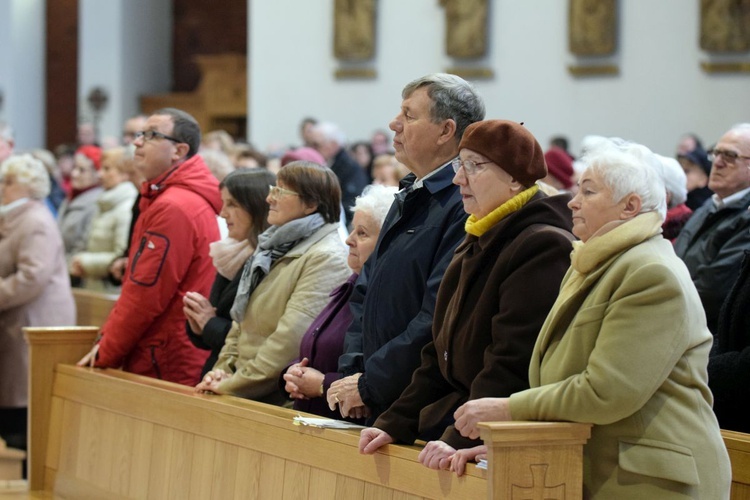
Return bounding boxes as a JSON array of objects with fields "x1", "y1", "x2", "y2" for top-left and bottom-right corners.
[
  {"x1": 268, "y1": 185, "x2": 299, "y2": 200},
  {"x1": 451, "y1": 157, "x2": 493, "y2": 175},
  {"x1": 707, "y1": 148, "x2": 750, "y2": 164},
  {"x1": 134, "y1": 130, "x2": 183, "y2": 144}
]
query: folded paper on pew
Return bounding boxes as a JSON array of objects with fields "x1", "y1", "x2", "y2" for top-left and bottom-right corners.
[{"x1": 293, "y1": 415, "x2": 365, "y2": 430}]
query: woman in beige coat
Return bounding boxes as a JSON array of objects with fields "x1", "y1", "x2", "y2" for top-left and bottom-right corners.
[
  {"x1": 452, "y1": 140, "x2": 731, "y2": 499},
  {"x1": 195, "y1": 161, "x2": 350, "y2": 405},
  {"x1": 70, "y1": 147, "x2": 138, "y2": 291},
  {"x1": 0, "y1": 154, "x2": 75, "y2": 451}
]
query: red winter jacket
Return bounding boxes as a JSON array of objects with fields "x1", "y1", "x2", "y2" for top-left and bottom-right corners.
[{"x1": 96, "y1": 155, "x2": 221, "y2": 385}]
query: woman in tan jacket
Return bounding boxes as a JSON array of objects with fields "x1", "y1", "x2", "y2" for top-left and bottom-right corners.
[
  {"x1": 0, "y1": 154, "x2": 75, "y2": 452},
  {"x1": 195, "y1": 161, "x2": 350, "y2": 405},
  {"x1": 452, "y1": 139, "x2": 731, "y2": 499}
]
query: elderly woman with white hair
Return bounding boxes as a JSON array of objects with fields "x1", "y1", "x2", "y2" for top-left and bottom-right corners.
[
  {"x1": 0, "y1": 154, "x2": 75, "y2": 452},
  {"x1": 451, "y1": 140, "x2": 731, "y2": 499},
  {"x1": 281, "y1": 184, "x2": 397, "y2": 420}
]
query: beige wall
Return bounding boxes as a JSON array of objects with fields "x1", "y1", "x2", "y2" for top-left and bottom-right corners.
[{"x1": 248, "y1": 0, "x2": 750, "y2": 157}]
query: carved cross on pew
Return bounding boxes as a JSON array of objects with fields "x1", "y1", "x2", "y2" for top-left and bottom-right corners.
[{"x1": 511, "y1": 464, "x2": 566, "y2": 500}]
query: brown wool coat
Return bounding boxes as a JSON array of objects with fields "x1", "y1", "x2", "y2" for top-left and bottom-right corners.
[
  {"x1": 375, "y1": 192, "x2": 575, "y2": 449},
  {"x1": 0, "y1": 201, "x2": 76, "y2": 407}
]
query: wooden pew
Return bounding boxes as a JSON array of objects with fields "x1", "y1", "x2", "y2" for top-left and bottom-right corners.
[
  {"x1": 20, "y1": 327, "x2": 592, "y2": 499},
  {"x1": 71, "y1": 288, "x2": 118, "y2": 328},
  {"x1": 723, "y1": 430, "x2": 750, "y2": 499}
]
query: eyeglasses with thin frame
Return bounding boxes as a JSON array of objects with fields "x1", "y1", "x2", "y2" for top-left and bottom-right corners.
[
  {"x1": 451, "y1": 157, "x2": 493, "y2": 175},
  {"x1": 707, "y1": 148, "x2": 750, "y2": 164},
  {"x1": 268, "y1": 184, "x2": 299, "y2": 200},
  {"x1": 134, "y1": 130, "x2": 183, "y2": 144}
]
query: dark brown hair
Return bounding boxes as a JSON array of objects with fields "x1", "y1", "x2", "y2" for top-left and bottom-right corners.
[
  {"x1": 220, "y1": 168, "x2": 276, "y2": 246},
  {"x1": 277, "y1": 161, "x2": 341, "y2": 224}
]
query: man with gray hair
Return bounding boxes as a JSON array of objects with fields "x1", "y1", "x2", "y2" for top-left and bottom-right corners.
[
  {"x1": 330, "y1": 73, "x2": 485, "y2": 423},
  {"x1": 309, "y1": 121, "x2": 368, "y2": 225},
  {"x1": 675, "y1": 123, "x2": 750, "y2": 333}
]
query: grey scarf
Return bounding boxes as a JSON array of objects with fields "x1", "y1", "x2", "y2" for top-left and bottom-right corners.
[{"x1": 229, "y1": 213, "x2": 325, "y2": 322}]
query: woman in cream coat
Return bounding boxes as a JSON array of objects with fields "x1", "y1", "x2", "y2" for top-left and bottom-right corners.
[
  {"x1": 70, "y1": 147, "x2": 138, "y2": 290},
  {"x1": 0, "y1": 155, "x2": 75, "y2": 450},
  {"x1": 453, "y1": 140, "x2": 731, "y2": 499},
  {"x1": 195, "y1": 161, "x2": 350, "y2": 405}
]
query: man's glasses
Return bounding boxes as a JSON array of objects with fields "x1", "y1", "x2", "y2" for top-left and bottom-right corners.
[
  {"x1": 268, "y1": 185, "x2": 299, "y2": 200},
  {"x1": 451, "y1": 158, "x2": 493, "y2": 175},
  {"x1": 707, "y1": 148, "x2": 750, "y2": 164},
  {"x1": 134, "y1": 130, "x2": 183, "y2": 144}
]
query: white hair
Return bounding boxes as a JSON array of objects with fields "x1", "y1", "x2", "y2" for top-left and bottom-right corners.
[
  {"x1": 315, "y1": 122, "x2": 348, "y2": 147},
  {"x1": 352, "y1": 184, "x2": 398, "y2": 228},
  {"x1": 0, "y1": 154, "x2": 51, "y2": 200},
  {"x1": 654, "y1": 154, "x2": 687, "y2": 208},
  {"x1": 200, "y1": 149, "x2": 234, "y2": 182},
  {"x1": 580, "y1": 138, "x2": 667, "y2": 221}
]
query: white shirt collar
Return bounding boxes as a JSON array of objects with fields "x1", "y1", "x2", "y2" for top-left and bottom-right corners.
[
  {"x1": 712, "y1": 186, "x2": 750, "y2": 209},
  {"x1": 411, "y1": 160, "x2": 454, "y2": 191}
]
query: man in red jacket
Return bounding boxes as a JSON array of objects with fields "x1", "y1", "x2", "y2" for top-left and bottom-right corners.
[{"x1": 78, "y1": 108, "x2": 221, "y2": 385}]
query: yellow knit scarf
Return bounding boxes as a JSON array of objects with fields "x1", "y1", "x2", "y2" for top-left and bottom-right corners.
[
  {"x1": 465, "y1": 185, "x2": 539, "y2": 236},
  {"x1": 557, "y1": 211, "x2": 663, "y2": 304}
]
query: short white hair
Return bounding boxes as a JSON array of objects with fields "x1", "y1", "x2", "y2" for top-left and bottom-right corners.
[
  {"x1": 0, "y1": 154, "x2": 51, "y2": 200},
  {"x1": 654, "y1": 154, "x2": 687, "y2": 208},
  {"x1": 352, "y1": 184, "x2": 398, "y2": 228},
  {"x1": 200, "y1": 149, "x2": 234, "y2": 182},
  {"x1": 580, "y1": 139, "x2": 667, "y2": 221},
  {"x1": 315, "y1": 122, "x2": 347, "y2": 147}
]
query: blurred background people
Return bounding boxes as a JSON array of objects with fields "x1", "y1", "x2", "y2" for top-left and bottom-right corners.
[
  {"x1": 654, "y1": 154, "x2": 691, "y2": 242},
  {"x1": 57, "y1": 145, "x2": 104, "y2": 282},
  {"x1": 543, "y1": 146, "x2": 576, "y2": 192},
  {"x1": 185, "y1": 168, "x2": 274, "y2": 377},
  {"x1": 677, "y1": 145, "x2": 713, "y2": 211},
  {"x1": 309, "y1": 121, "x2": 369, "y2": 226},
  {"x1": 122, "y1": 115, "x2": 148, "y2": 146},
  {"x1": 349, "y1": 141, "x2": 374, "y2": 182},
  {"x1": 195, "y1": 161, "x2": 350, "y2": 404},
  {"x1": 0, "y1": 154, "x2": 75, "y2": 456},
  {"x1": 69, "y1": 147, "x2": 138, "y2": 291}
]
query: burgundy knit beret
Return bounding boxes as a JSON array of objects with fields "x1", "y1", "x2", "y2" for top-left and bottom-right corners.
[
  {"x1": 544, "y1": 147, "x2": 575, "y2": 189},
  {"x1": 458, "y1": 120, "x2": 547, "y2": 187}
]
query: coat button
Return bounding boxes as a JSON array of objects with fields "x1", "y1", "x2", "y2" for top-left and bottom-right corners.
[{"x1": 444, "y1": 351, "x2": 448, "y2": 361}]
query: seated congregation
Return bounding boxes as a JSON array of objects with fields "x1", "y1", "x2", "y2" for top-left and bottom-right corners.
[{"x1": 1, "y1": 73, "x2": 749, "y2": 499}]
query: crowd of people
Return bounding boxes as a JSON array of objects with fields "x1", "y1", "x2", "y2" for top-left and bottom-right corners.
[{"x1": 1, "y1": 71, "x2": 748, "y2": 497}]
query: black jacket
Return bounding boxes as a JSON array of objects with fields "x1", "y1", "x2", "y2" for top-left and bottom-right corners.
[
  {"x1": 186, "y1": 271, "x2": 241, "y2": 377},
  {"x1": 708, "y1": 250, "x2": 750, "y2": 433},
  {"x1": 339, "y1": 163, "x2": 466, "y2": 421}
]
